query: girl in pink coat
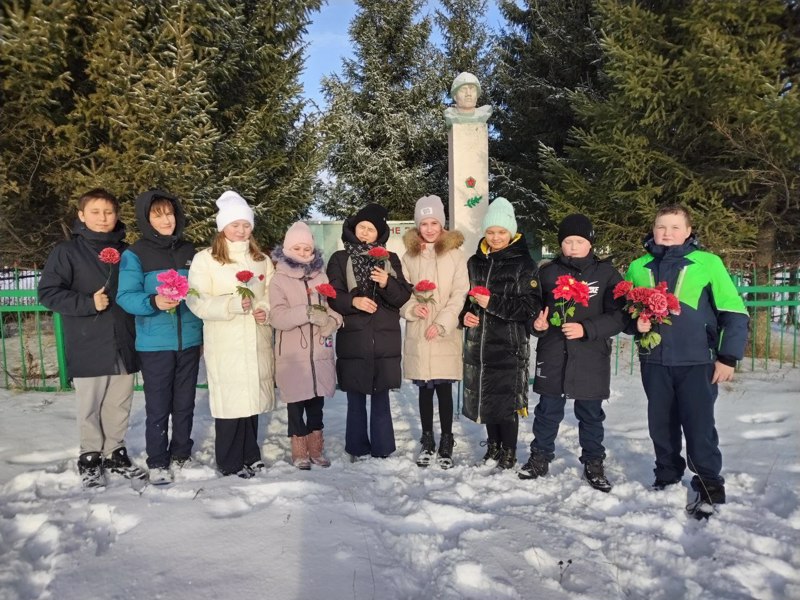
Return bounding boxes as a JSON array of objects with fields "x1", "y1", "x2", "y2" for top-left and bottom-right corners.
[{"x1": 269, "y1": 222, "x2": 342, "y2": 469}]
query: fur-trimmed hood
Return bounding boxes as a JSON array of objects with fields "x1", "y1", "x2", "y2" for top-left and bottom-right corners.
[
  {"x1": 402, "y1": 228, "x2": 464, "y2": 257},
  {"x1": 272, "y1": 244, "x2": 325, "y2": 279}
]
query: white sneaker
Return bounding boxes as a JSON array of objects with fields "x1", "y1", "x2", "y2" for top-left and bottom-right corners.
[{"x1": 149, "y1": 467, "x2": 174, "y2": 486}]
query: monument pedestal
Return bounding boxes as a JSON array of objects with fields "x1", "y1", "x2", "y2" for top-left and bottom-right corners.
[{"x1": 448, "y1": 122, "x2": 489, "y2": 255}]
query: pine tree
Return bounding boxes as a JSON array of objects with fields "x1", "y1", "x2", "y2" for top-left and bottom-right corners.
[
  {"x1": 435, "y1": 0, "x2": 492, "y2": 83},
  {"x1": 541, "y1": 0, "x2": 800, "y2": 267},
  {"x1": 318, "y1": 0, "x2": 445, "y2": 220},
  {"x1": 2, "y1": 0, "x2": 323, "y2": 258},
  {"x1": 490, "y1": 0, "x2": 604, "y2": 232},
  {"x1": 0, "y1": 0, "x2": 77, "y2": 263}
]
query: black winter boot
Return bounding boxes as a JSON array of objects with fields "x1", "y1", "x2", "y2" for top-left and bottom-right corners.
[
  {"x1": 103, "y1": 447, "x2": 147, "y2": 480},
  {"x1": 497, "y1": 446, "x2": 517, "y2": 470},
  {"x1": 480, "y1": 440, "x2": 501, "y2": 464},
  {"x1": 416, "y1": 431, "x2": 436, "y2": 467},
  {"x1": 437, "y1": 433, "x2": 455, "y2": 469},
  {"x1": 583, "y1": 458, "x2": 612, "y2": 493},
  {"x1": 78, "y1": 452, "x2": 106, "y2": 489},
  {"x1": 519, "y1": 452, "x2": 549, "y2": 480},
  {"x1": 686, "y1": 476, "x2": 726, "y2": 520}
]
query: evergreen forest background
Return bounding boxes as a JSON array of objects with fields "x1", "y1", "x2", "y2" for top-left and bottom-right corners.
[{"x1": 2, "y1": 0, "x2": 799, "y2": 273}]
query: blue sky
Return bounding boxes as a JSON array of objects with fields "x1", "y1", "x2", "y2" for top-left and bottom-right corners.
[{"x1": 301, "y1": 0, "x2": 504, "y2": 105}]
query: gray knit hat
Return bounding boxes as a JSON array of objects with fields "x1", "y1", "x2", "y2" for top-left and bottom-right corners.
[{"x1": 414, "y1": 195, "x2": 446, "y2": 228}]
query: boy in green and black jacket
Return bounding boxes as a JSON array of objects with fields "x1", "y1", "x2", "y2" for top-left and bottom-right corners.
[{"x1": 625, "y1": 204, "x2": 749, "y2": 517}]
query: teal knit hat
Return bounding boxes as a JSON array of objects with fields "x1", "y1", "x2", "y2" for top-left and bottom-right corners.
[{"x1": 482, "y1": 197, "x2": 517, "y2": 237}]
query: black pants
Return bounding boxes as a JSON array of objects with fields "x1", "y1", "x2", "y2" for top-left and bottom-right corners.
[
  {"x1": 419, "y1": 383, "x2": 453, "y2": 435},
  {"x1": 287, "y1": 396, "x2": 324, "y2": 437},
  {"x1": 215, "y1": 415, "x2": 261, "y2": 474},
  {"x1": 140, "y1": 346, "x2": 201, "y2": 468},
  {"x1": 486, "y1": 413, "x2": 519, "y2": 450},
  {"x1": 530, "y1": 394, "x2": 606, "y2": 463},
  {"x1": 642, "y1": 363, "x2": 722, "y2": 484}
]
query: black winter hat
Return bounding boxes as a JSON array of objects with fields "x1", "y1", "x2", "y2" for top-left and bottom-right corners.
[
  {"x1": 353, "y1": 203, "x2": 389, "y2": 238},
  {"x1": 558, "y1": 214, "x2": 595, "y2": 245}
]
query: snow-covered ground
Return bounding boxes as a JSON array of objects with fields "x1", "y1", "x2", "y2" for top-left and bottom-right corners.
[{"x1": 1, "y1": 342, "x2": 798, "y2": 600}]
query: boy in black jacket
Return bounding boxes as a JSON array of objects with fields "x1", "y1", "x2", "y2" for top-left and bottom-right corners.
[
  {"x1": 519, "y1": 215, "x2": 626, "y2": 491},
  {"x1": 38, "y1": 189, "x2": 144, "y2": 489}
]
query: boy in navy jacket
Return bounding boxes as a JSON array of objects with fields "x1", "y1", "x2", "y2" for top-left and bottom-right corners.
[{"x1": 625, "y1": 204, "x2": 749, "y2": 517}]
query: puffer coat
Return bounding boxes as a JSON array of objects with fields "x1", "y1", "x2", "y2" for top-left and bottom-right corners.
[
  {"x1": 400, "y1": 228, "x2": 469, "y2": 381},
  {"x1": 326, "y1": 219, "x2": 412, "y2": 395},
  {"x1": 38, "y1": 220, "x2": 138, "y2": 378},
  {"x1": 269, "y1": 247, "x2": 343, "y2": 404},
  {"x1": 460, "y1": 234, "x2": 541, "y2": 424},
  {"x1": 532, "y1": 253, "x2": 626, "y2": 400},
  {"x1": 186, "y1": 240, "x2": 275, "y2": 418}
]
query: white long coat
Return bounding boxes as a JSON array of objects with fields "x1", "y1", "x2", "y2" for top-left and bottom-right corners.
[
  {"x1": 187, "y1": 240, "x2": 275, "y2": 418},
  {"x1": 400, "y1": 228, "x2": 469, "y2": 381}
]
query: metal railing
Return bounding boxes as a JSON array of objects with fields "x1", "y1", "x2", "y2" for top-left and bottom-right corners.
[{"x1": 2, "y1": 267, "x2": 798, "y2": 391}]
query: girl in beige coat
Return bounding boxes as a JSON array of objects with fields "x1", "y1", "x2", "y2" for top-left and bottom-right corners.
[
  {"x1": 187, "y1": 191, "x2": 275, "y2": 478},
  {"x1": 401, "y1": 195, "x2": 469, "y2": 468}
]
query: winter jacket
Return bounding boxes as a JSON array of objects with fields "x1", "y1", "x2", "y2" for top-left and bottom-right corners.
[
  {"x1": 532, "y1": 253, "x2": 626, "y2": 400},
  {"x1": 269, "y1": 247, "x2": 343, "y2": 404},
  {"x1": 186, "y1": 240, "x2": 275, "y2": 418},
  {"x1": 326, "y1": 218, "x2": 412, "y2": 395},
  {"x1": 624, "y1": 234, "x2": 749, "y2": 366},
  {"x1": 459, "y1": 234, "x2": 542, "y2": 424},
  {"x1": 400, "y1": 228, "x2": 469, "y2": 381},
  {"x1": 116, "y1": 190, "x2": 203, "y2": 352},
  {"x1": 38, "y1": 220, "x2": 138, "y2": 378}
]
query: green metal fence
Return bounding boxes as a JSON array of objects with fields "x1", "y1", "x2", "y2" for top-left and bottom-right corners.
[{"x1": 2, "y1": 266, "x2": 799, "y2": 391}]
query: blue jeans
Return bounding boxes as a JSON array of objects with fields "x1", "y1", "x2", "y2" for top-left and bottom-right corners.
[
  {"x1": 530, "y1": 394, "x2": 606, "y2": 462},
  {"x1": 345, "y1": 390, "x2": 395, "y2": 457}
]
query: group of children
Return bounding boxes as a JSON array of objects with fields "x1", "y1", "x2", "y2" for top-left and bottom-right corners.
[{"x1": 38, "y1": 188, "x2": 748, "y2": 515}]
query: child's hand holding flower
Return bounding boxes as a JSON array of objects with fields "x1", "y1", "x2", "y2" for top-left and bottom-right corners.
[{"x1": 468, "y1": 286, "x2": 491, "y2": 309}]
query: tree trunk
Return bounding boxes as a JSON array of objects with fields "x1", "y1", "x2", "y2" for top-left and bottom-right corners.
[{"x1": 750, "y1": 214, "x2": 777, "y2": 360}]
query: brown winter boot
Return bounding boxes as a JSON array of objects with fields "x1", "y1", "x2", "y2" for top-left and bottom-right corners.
[
  {"x1": 291, "y1": 436, "x2": 311, "y2": 470},
  {"x1": 307, "y1": 430, "x2": 331, "y2": 467}
]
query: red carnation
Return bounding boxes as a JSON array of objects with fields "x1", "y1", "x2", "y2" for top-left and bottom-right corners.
[
  {"x1": 367, "y1": 247, "x2": 390, "y2": 262},
  {"x1": 235, "y1": 270, "x2": 256, "y2": 301},
  {"x1": 315, "y1": 283, "x2": 337, "y2": 299},
  {"x1": 413, "y1": 280, "x2": 437, "y2": 304},
  {"x1": 98, "y1": 247, "x2": 121, "y2": 265},
  {"x1": 236, "y1": 270, "x2": 255, "y2": 283},
  {"x1": 613, "y1": 280, "x2": 633, "y2": 300},
  {"x1": 468, "y1": 286, "x2": 491, "y2": 305},
  {"x1": 97, "y1": 247, "x2": 121, "y2": 289}
]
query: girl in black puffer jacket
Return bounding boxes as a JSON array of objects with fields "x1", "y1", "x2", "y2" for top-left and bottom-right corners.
[{"x1": 460, "y1": 198, "x2": 541, "y2": 470}]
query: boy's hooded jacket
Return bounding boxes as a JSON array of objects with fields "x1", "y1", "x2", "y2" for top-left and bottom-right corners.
[
  {"x1": 268, "y1": 246, "x2": 342, "y2": 404},
  {"x1": 532, "y1": 253, "x2": 626, "y2": 400},
  {"x1": 38, "y1": 219, "x2": 137, "y2": 378},
  {"x1": 625, "y1": 234, "x2": 749, "y2": 365},
  {"x1": 326, "y1": 216, "x2": 412, "y2": 395},
  {"x1": 117, "y1": 190, "x2": 202, "y2": 351},
  {"x1": 459, "y1": 234, "x2": 541, "y2": 423},
  {"x1": 400, "y1": 227, "x2": 469, "y2": 381}
]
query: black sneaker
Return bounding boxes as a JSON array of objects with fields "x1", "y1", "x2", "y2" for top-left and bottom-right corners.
[
  {"x1": 497, "y1": 446, "x2": 516, "y2": 470},
  {"x1": 103, "y1": 447, "x2": 147, "y2": 480},
  {"x1": 78, "y1": 452, "x2": 106, "y2": 489},
  {"x1": 518, "y1": 452, "x2": 549, "y2": 480},
  {"x1": 437, "y1": 433, "x2": 455, "y2": 469},
  {"x1": 416, "y1": 431, "x2": 436, "y2": 468},
  {"x1": 583, "y1": 459, "x2": 612, "y2": 493},
  {"x1": 219, "y1": 466, "x2": 255, "y2": 479},
  {"x1": 246, "y1": 459, "x2": 265, "y2": 473},
  {"x1": 686, "y1": 476, "x2": 725, "y2": 520},
  {"x1": 480, "y1": 440, "x2": 501, "y2": 464}
]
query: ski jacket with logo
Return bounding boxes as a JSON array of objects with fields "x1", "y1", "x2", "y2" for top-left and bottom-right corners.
[
  {"x1": 532, "y1": 253, "x2": 627, "y2": 400},
  {"x1": 624, "y1": 235, "x2": 749, "y2": 366}
]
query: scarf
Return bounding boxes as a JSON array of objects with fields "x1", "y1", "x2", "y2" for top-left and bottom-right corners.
[{"x1": 344, "y1": 239, "x2": 383, "y2": 295}]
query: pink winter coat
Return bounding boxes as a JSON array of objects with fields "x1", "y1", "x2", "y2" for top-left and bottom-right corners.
[{"x1": 268, "y1": 247, "x2": 342, "y2": 404}]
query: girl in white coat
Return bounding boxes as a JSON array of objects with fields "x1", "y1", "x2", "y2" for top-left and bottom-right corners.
[
  {"x1": 401, "y1": 195, "x2": 469, "y2": 468},
  {"x1": 187, "y1": 191, "x2": 275, "y2": 478}
]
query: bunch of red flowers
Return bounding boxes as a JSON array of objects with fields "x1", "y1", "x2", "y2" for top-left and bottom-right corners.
[
  {"x1": 613, "y1": 280, "x2": 681, "y2": 350},
  {"x1": 413, "y1": 280, "x2": 437, "y2": 304},
  {"x1": 550, "y1": 275, "x2": 590, "y2": 327}
]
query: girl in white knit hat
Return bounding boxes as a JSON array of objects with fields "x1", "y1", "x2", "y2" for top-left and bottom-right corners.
[
  {"x1": 401, "y1": 195, "x2": 469, "y2": 468},
  {"x1": 186, "y1": 191, "x2": 275, "y2": 478}
]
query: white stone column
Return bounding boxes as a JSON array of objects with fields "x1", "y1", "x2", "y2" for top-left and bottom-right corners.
[{"x1": 448, "y1": 122, "x2": 489, "y2": 256}]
